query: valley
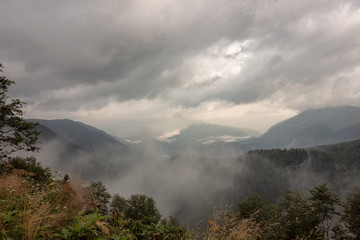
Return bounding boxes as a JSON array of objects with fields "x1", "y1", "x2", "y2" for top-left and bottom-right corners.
[{"x1": 27, "y1": 105, "x2": 360, "y2": 225}]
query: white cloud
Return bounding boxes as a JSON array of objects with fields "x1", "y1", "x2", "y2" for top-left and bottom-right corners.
[{"x1": 156, "y1": 129, "x2": 180, "y2": 142}]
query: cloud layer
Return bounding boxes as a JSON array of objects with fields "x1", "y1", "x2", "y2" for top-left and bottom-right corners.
[{"x1": 1, "y1": 0, "x2": 360, "y2": 135}]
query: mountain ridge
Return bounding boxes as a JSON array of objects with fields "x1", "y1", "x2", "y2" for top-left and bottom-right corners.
[
  {"x1": 247, "y1": 105, "x2": 360, "y2": 149},
  {"x1": 28, "y1": 105, "x2": 360, "y2": 157},
  {"x1": 28, "y1": 118, "x2": 129, "y2": 152}
]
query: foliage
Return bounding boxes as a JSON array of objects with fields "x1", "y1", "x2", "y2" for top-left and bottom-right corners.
[
  {"x1": 110, "y1": 194, "x2": 129, "y2": 215},
  {"x1": 0, "y1": 156, "x2": 51, "y2": 184},
  {"x1": 54, "y1": 213, "x2": 109, "y2": 239},
  {"x1": 109, "y1": 195, "x2": 190, "y2": 239},
  {"x1": 342, "y1": 189, "x2": 360, "y2": 239},
  {"x1": 125, "y1": 194, "x2": 162, "y2": 225},
  {"x1": 203, "y1": 208, "x2": 275, "y2": 240},
  {"x1": 86, "y1": 181, "x2": 111, "y2": 215},
  {"x1": 248, "y1": 148, "x2": 309, "y2": 168},
  {"x1": 309, "y1": 184, "x2": 339, "y2": 240},
  {"x1": 2, "y1": 158, "x2": 360, "y2": 240},
  {"x1": 332, "y1": 224, "x2": 353, "y2": 240},
  {"x1": 236, "y1": 192, "x2": 275, "y2": 223},
  {"x1": 0, "y1": 158, "x2": 190, "y2": 240},
  {"x1": 277, "y1": 190, "x2": 320, "y2": 239},
  {"x1": 0, "y1": 167, "x2": 191, "y2": 240},
  {"x1": 238, "y1": 140, "x2": 360, "y2": 210},
  {"x1": 213, "y1": 185, "x2": 349, "y2": 240},
  {"x1": 0, "y1": 63, "x2": 39, "y2": 159},
  {"x1": 246, "y1": 140, "x2": 360, "y2": 179},
  {"x1": 0, "y1": 169, "x2": 88, "y2": 239},
  {"x1": 125, "y1": 219, "x2": 189, "y2": 240}
]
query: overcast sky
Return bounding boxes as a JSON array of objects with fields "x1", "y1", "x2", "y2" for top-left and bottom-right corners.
[{"x1": 1, "y1": 0, "x2": 360, "y2": 137}]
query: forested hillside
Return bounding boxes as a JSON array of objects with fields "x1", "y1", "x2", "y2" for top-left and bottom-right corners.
[
  {"x1": 235, "y1": 140, "x2": 360, "y2": 203},
  {"x1": 3, "y1": 156, "x2": 360, "y2": 239},
  {"x1": 250, "y1": 106, "x2": 360, "y2": 149}
]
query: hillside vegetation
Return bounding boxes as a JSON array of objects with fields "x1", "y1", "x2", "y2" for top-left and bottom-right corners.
[
  {"x1": 1, "y1": 158, "x2": 360, "y2": 239},
  {"x1": 0, "y1": 158, "x2": 191, "y2": 239}
]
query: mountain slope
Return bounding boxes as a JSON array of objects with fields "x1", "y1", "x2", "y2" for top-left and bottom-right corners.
[
  {"x1": 29, "y1": 119, "x2": 129, "y2": 152},
  {"x1": 334, "y1": 122, "x2": 360, "y2": 143},
  {"x1": 157, "y1": 123, "x2": 260, "y2": 156},
  {"x1": 167, "y1": 123, "x2": 259, "y2": 143},
  {"x1": 251, "y1": 106, "x2": 360, "y2": 149},
  {"x1": 158, "y1": 123, "x2": 260, "y2": 145},
  {"x1": 35, "y1": 124, "x2": 83, "y2": 152},
  {"x1": 33, "y1": 124, "x2": 85, "y2": 164},
  {"x1": 234, "y1": 139, "x2": 360, "y2": 204},
  {"x1": 27, "y1": 119, "x2": 138, "y2": 180}
]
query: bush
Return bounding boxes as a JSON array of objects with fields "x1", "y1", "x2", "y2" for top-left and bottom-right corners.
[{"x1": 0, "y1": 156, "x2": 51, "y2": 185}]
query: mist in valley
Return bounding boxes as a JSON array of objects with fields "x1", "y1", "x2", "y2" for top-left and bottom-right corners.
[{"x1": 31, "y1": 129, "x2": 360, "y2": 226}]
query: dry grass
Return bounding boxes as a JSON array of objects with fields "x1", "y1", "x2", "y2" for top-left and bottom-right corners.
[
  {"x1": 201, "y1": 207, "x2": 321, "y2": 240},
  {"x1": 0, "y1": 169, "x2": 89, "y2": 239},
  {"x1": 202, "y1": 208, "x2": 261, "y2": 240},
  {"x1": 201, "y1": 208, "x2": 278, "y2": 240}
]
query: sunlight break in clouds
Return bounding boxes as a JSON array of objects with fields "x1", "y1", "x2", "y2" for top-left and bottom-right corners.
[
  {"x1": 164, "y1": 39, "x2": 253, "y2": 107},
  {"x1": 156, "y1": 129, "x2": 181, "y2": 142}
]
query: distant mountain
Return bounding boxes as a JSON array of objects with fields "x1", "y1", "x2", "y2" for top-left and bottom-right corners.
[
  {"x1": 157, "y1": 106, "x2": 360, "y2": 155},
  {"x1": 33, "y1": 124, "x2": 85, "y2": 164},
  {"x1": 167, "y1": 123, "x2": 260, "y2": 143},
  {"x1": 157, "y1": 123, "x2": 260, "y2": 156},
  {"x1": 29, "y1": 119, "x2": 129, "y2": 152},
  {"x1": 35, "y1": 124, "x2": 83, "y2": 152},
  {"x1": 27, "y1": 119, "x2": 135, "y2": 179},
  {"x1": 29, "y1": 106, "x2": 360, "y2": 158},
  {"x1": 249, "y1": 106, "x2": 360, "y2": 149},
  {"x1": 334, "y1": 122, "x2": 360, "y2": 142}
]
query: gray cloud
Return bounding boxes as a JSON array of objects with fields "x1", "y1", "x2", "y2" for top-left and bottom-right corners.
[{"x1": 1, "y1": 0, "x2": 360, "y2": 130}]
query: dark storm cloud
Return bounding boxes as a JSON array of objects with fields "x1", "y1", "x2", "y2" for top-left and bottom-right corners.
[
  {"x1": 0, "y1": 0, "x2": 359, "y2": 111},
  {"x1": 0, "y1": 0, "x2": 254, "y2": 106},
  {"x1": 191, "y1": 0, "x2": 360, "y2": 108}
]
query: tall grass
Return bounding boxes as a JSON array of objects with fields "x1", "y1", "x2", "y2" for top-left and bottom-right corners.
[
  {"x1": 0, "y1": 169, "x2": 88, "y2": 239},
  {"x1": 201, "y1": 208, "x2": 273, "y2": 240}
]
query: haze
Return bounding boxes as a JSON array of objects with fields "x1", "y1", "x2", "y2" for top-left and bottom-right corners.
[{"x1": 1, "y1": 0, "x2": 360, "y2": 138}]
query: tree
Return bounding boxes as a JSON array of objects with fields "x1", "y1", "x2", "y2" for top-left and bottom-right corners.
[
  {"x1": 310, "y1": 184, "x2": 340, "y2": 240},
  {"x1": 0, "y1": 63, "x2": 39, "y2": 159},
  {"x1": 236, "y1": 193, "x2": 264, "y2": 220},
  {"x1": 2, "y1": 156, "x2": 51, "y2": 184},
  {"x1": 277, "y1": 190, "x2": 320, "y2": 239},
  {"x1": 87, "y1": 181, "x2": 111, "y2": 215},
  {"x1": 125, "y1": 194, "x2": 161, "y2": 224},
  {"x1": 236, "y1": 192, "x2": 275, "y2": 223},
  {"x1": 110, "y1": 194, "x2": 129, "y2": 214},
  {"x1": 342, "y1": 190, "x2": 360, "y2": 239},
  {"x1": 332, "y1": 224, "x2": 353, "y2": 240},
  {"x1": 109, "y1": 194, "x2": 129, "y2": 226}
]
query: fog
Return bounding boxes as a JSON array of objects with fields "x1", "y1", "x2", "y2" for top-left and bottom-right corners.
[
  {"x1": 29, "y1": 136, "x2": 360, "y2": 225},
  {"x1": 32, "y1": 137, "x2": 243, "y2": 223}
]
